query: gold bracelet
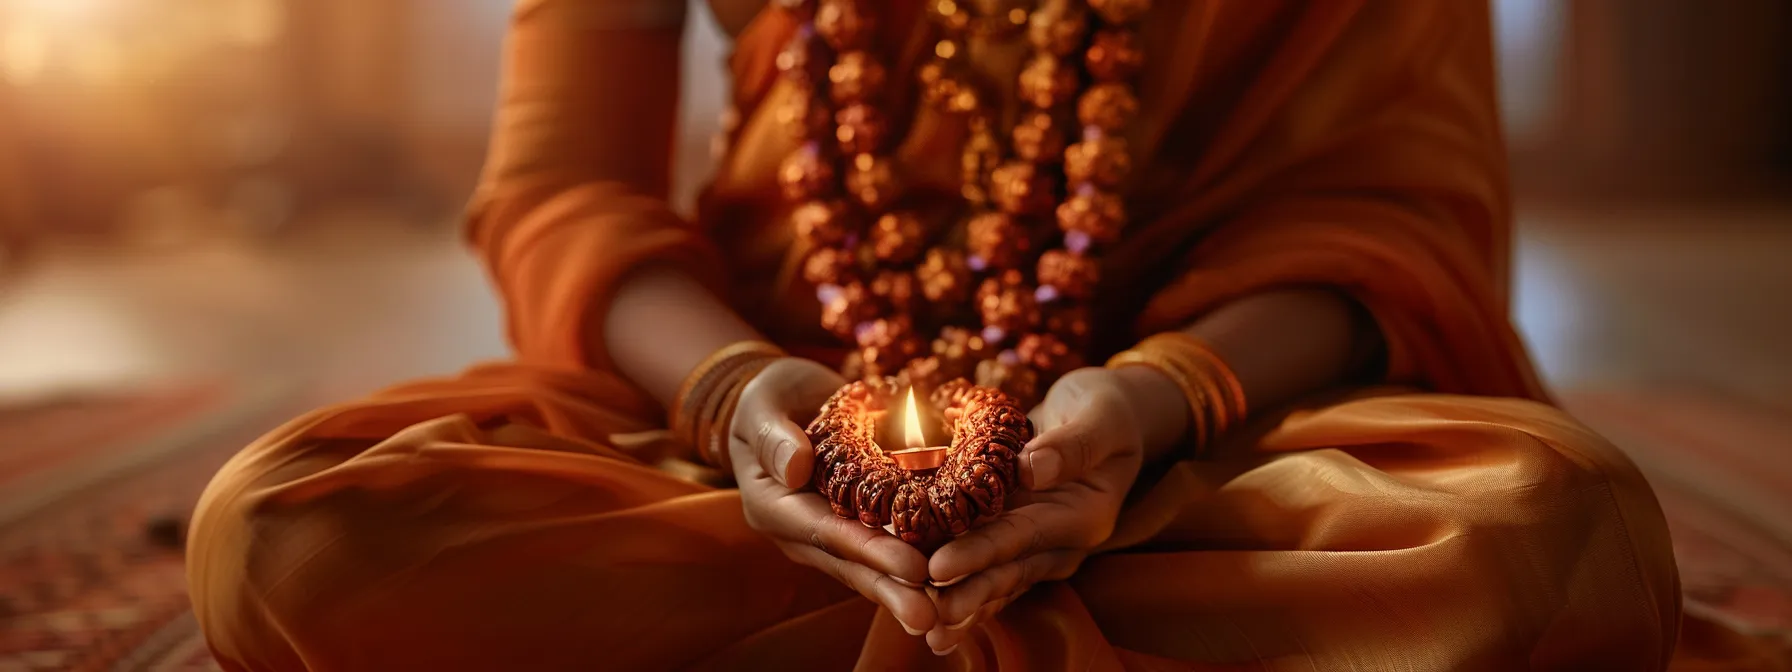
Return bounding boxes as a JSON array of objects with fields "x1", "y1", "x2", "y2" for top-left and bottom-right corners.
[
  {"x1": 704, "y1": 357, "x2": 774, "y2": 468},
  {"x1": 671, "y1": 341, "x2": 785, "y2": 466},
  {"x1": 1105, "y1": 333, "x2": 1247, "y2": 458},
  {"x1": 1106, "y1": 348, "x2": 1210, "y2": 448}
]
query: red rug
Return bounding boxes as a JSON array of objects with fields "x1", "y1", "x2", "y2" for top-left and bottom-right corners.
[
  {"x1": 1564, "y1": 386, "x2": 1792, "y2": 650},
  {"x1": 0, "y1": 382, "x2": 294, "y2": 671}
]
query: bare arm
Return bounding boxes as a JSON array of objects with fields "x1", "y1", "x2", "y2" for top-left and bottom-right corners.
[
  {"x1": 1117, "y1": 289, "x2": 1383, "y2": 463},
  {"x1": 603, "y1": 266, "x2": 765, "y2": 405}
]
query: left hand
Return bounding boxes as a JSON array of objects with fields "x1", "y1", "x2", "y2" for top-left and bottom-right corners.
[{"x1": 920, "y1": 367, "x2": 1164, "y2": 655}]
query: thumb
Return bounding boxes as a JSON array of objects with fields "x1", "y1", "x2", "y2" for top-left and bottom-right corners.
[
  {"x1": 735, "y1": 393, "x2": 816, "y2": 489},
  {"x1": 1019, "y1": 421, "x2": 1094, "y2": 491}
]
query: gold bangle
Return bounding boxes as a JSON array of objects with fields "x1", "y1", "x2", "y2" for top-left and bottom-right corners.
[
  {"x1": 671, "y1": 341, "x2": 785, "y2": 462},
  {"x1": 705, "y1": 358, "x2": 773, "y2": 469},
  {"x1": 1106, "y1": 348, "x2": 1210, "y2": 449},
  {"x1": 1171, "y1": 335, "x2": 1248, "y2": 423},
  {"x1": 691, "y1": 357, "x2": 776, "y2": 469},
  {"x1": 1105, "y1": 333, "x2": 1248, "y2": 458}
]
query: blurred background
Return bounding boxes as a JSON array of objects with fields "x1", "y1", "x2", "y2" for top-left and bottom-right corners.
[{"x1": 0, "y1": 1, "x2": 1788, "y2": 668}]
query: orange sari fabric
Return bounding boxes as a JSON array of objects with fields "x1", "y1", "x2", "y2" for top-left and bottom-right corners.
[{"x1": 186, "y1": 1, "x2": 1749, "y2": 669}]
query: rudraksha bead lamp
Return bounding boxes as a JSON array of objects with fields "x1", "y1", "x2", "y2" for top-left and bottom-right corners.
[{"x1": 808, "y1": 378, "x2": 1032, "y2": 549}]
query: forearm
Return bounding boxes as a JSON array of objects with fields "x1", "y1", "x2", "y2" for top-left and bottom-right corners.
[
  {"x1": 1121, "y1": 288, "x2": 1383, "y2": 464},
  {"x1": 602, "y1": 265, "x2": 764, "y2": 406}
]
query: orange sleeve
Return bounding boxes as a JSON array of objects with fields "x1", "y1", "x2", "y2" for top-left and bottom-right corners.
[
  {"x1": 1121, "y1": 1, "x2": 1547, "y2": 401},
  {"x1": 465, "y1": 0, "x2": 726, "y2": 372}
]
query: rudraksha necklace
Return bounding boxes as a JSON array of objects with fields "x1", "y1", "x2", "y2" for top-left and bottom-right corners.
[{"x1": 779, "y1": 0, "x2": 1148, "y2": 547}]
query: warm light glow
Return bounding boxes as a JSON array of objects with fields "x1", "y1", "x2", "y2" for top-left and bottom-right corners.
[
  {"x1": 220, "y1": 0, "x2": 287, "y2": 48},
  {"x1": 1, "y1": 24, "x2": 47, "y2": 84},
  {"x1": 7, "y1": 0, "x2": 108, "y2": 25},
  {"x1": 903, "y1": 388, "x2": 926, "y2": 449}
]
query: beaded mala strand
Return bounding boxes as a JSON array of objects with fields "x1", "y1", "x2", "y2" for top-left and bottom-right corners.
[{"x1": 778, "y1": 0, "x2": 1149, "y2": 409}]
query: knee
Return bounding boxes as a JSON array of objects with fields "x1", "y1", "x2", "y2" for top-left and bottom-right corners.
[
  {"x1": 186, "y1": 465, "x2": 317, "y2": 670},
  {"x1": 188, "y1": 434, "x2": 416, "y2": 668},
  {"x1": 1455, "y1": 398, "x2": 1684, "y2": 665}
]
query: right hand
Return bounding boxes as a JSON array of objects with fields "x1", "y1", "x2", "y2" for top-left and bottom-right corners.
[{"x1": 729, "y1": 357, "x2": 937, "y2": 635}]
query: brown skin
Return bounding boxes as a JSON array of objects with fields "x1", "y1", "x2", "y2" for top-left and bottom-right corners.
[{"x1": 605, "y1": 266, "x2": 1378, "y2": 650}]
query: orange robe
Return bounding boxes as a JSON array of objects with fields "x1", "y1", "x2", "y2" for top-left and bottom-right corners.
[{"x1": 186, "y1": 2, "x2": 1762, "y2": 669}]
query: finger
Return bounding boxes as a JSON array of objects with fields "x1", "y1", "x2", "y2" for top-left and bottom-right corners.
[
  {"x1": 933, "y1": 550, "x2": 1081, "y2": 628},
  {"x1": 925, "y1": 589, "x2": 1021, "y2": 655},
  {"x1": 928, "y1": 503, "x2": 1083, "y2": 583},
  {"x1": 769, "y1": 492, "x2": 930, "y2": 584},
  {"x1": 1020, "y1": 419, "x2": 1099, "y2": 491},
  {"x1": 781, "y1": 542, "x2": 937, "y2": 634}
]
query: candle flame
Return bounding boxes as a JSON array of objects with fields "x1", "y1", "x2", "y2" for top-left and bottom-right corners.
[{"x1": 903, "y1": 388, "x2": 925, "y2": 449}]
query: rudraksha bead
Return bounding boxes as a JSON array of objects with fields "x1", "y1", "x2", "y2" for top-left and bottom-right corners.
[
  {"x1": 965, "y1": 211, "x2": 1031, "y2": 272},
  {"x1": 815, "y1": 0, "x2": 876, "y2": 51},
  {"x1": 1017, "y1": 54, "x2": 1080, "y2": 110},
  {"x1": 1085, "y1": 29, "x2": 1145, "y2": 82},
  {"x1": 1077, "y1": 83, "x2": 1139, "y2": 132},
  {"x1": 1015, "y1": 332, "x2": 1080, "y2": 377},
  {"x1": 1027, "y1": 0, "x2": 1090, "y2": 57},
  {"x1": 989, "y1": 162, "x2": 1059, "y2": 216},
  {"x1": 778, "y1": 142, "x2": 837, "y2": 201},
  {"x1": 820, "y1": 281, "x2": 880, "y2": 338},
  {"x1": 791, "y1": 199, "x2": 855, "y2": 247},
  {"x1": 977, "y1": 270, "x2": 1040, "y2": 337},
  {"x1": 846, "y1": 153, "x2": 903, "y2": 211},
  {"x1": 1064, "y1": 135, "x2": 1132, "y2": 188},
  {"x1": 855, "y1": 315, "x2": 915, "y2": 350},
  {"x1": 835, "y1": 103, "x2": 890, "y2": 155},
  {"x1": 1011, "y1": 110, "x2": 1070, "y2": 164},
  {"x1": 828, "y1": 51, "x2": 888, "y2": 104},
  {"x1": 869, "y1": 270, "x2": 920, "y2": 313},
  {"x1": 1055, "y1": 188, "x2": 1126, "y2": 245},
  {"x1": 916, "y1": 248, "x2": 973, "y2": 304},
  {"x1": 960, "y1": 121, "x2": 1003, "y2": 205},
  {"x1": 802, "y1": 246, "x2": 859, "y2": 286},
  {"x1": 871, "y1": 211, "x2": 926, "y2": 263},
  {"x1": 933, "y1": 326, "x2": 993, "y2": 371},
  {"x1": 1036, "y1": 249, "x2": 1100, "y2": 300}
]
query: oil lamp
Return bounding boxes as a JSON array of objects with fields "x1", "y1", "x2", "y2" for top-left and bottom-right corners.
[
  {"x1": 888, "y1": 387, "x2": 947, "y2": 471},
  {"x1": 807, "y1": 377, "x2": 1031, "y2": 549}
]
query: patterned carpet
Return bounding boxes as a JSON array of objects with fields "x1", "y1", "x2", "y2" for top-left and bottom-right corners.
[
  {"x1": 0, "y1": 382, "x2": 294, "y2": 671},
  {"x1": 0, "y1": 381, "x2": 1785, "y2": 669}
]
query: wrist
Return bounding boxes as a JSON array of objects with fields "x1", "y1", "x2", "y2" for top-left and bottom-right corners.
[
  {"x1": 1109, "y1": 365, "x2": 1191, "y2": 465},
  {"x1": 671, "y1": 341, "x2": 786, "y2": 469},
  {"x1": 1105, "y1": 333, "x2": 1249, "y2": 464}
]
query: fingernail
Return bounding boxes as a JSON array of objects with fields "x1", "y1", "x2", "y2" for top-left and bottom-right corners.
[
  {"x1": 928, "y1": 574, "x2": 969, "y2": 588},
  {"x1": 899, "y1": 620, "x2": 926, "y2": 636},
  {"x1": 945, "y1": 613, "x2": 977, "y2": 631},
  {"x1": 933, "y1": 644, "x2": 960, "y2": 657},
  {"x1": 890, "y1": 575, "x2": 922, "y2": 589},
  {"x1": 774, "y1": 440, "x2": 797, "y2": 477},
  {"x1": 1029, "y1": 449, "x2": 1061, "y2": 490}
]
